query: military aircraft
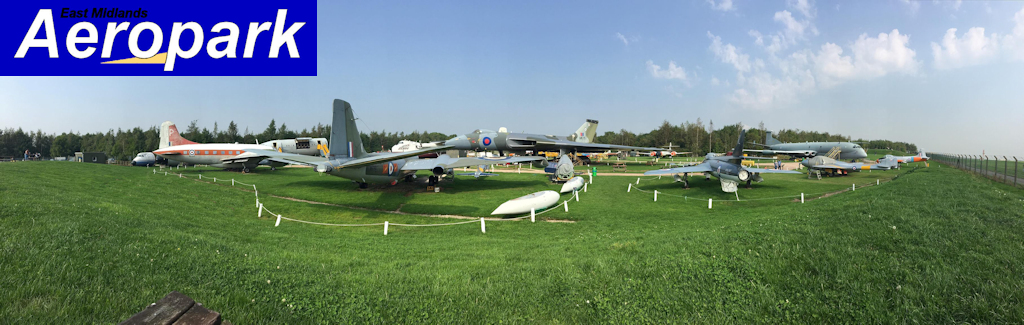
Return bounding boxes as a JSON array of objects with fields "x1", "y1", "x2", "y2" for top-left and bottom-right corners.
[
  {"x1": 261, "y1": 137, "x2": 329, "y2": 156},
  {"x1": 444, "y1": 125, "x2": 660, "y2": 156},
  {"x1": 744, "y1": 130, "x2": 867, "y2": 160},
  {"x1": 644, "y1": 128, "x2": 801, "y2": 192},
  {"x1": 801, "y1": 155, "x2": 899, "y2": 179},
  {"x1": 456, "y1": 165, "x2": 499, "y2": 179},
  {"x1": 221, "y1": 99, "x2": 544, "y2": 188},
  {"x1": 132, "y1": 121, "x2": 196, "y2": 166},
  {"x1": 887, "y1": 150, "x2": 928, "y2": 164}
]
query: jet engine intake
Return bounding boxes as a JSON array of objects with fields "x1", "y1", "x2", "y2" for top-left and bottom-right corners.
[
  {"x1": 738, "y1": 169, "x2": 750, "y2": 182},
  {"x1": 432, "y1": 166, "x2": 446, "y2": 176}
]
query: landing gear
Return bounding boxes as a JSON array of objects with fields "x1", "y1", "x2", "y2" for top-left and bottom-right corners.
[
  {"x1": 358, "y1": 182, "x2": 369, "y2": 189},
  {"x1": 746, "y1": 179, "x2": 752, "y2": 189},
  {"x1": 242, "y1": 167, "x2": 250, "y2": 173},
  {"x1": 271, "y1": 166, "x2": 277, "y2": 171},
  {"x1": 427, "y1": 175, "x2": 439, "y2": 186},
  {"x1": 404, "y1": 175, "x2": 415, "y2": 182}
]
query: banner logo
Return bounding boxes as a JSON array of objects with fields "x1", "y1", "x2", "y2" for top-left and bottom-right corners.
[{"x1": 2, "y1": 1, "x2": 316, "y2": 76}]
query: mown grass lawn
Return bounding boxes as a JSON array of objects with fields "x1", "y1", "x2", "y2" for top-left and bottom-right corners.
[{"x1": 1, "y1": 161, "x2": 1022, "y2": 323}]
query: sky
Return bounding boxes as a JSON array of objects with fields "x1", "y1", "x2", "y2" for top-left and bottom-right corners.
[{"x1": 2, "y1": 0, "x2": 1024, "y2": 156}]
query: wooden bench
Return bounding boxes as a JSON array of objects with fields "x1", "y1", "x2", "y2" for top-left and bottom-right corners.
[
  {"x1": 612, "y1": 163, "x2": 627, "y2": 172},
  {"x1": 119, "y1": 291, "x2": 229, "y2": 325}
]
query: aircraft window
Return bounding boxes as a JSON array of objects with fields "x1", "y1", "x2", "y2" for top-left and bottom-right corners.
[
  {"x1": 204, "y1": 151, "x2": 209, "y2": 155},
  {"x1": 853, "y1": 145, "x2": 861, "y2": 148}
]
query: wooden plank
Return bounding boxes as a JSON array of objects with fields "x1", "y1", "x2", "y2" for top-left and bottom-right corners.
[
  {"x1": 173, "y1": 304, "x2": 221, "y2": 325},
  {"x1": 119, "y1": 291, "x2": 195, "y2": 325}
]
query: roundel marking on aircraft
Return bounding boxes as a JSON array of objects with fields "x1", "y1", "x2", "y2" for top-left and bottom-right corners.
[
  {"x1": 189, "y1": 150, "x2": 195, "y2": 156},
  {"x1": 483, "y1": 137, "x2": 492, "y2": 146},
  {"x1": 388, "y1": 162, "x2": 395, "y2": 174}
]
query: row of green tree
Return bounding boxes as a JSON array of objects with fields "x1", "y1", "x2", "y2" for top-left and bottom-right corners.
[{"x1": 0, "y1": 119, "x2": 916, "y2": 160}]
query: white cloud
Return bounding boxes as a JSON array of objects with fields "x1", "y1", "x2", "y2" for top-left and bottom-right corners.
[
  {"x1": 711, "y1": 77, "x2": 720, "y2": 85},
  {"x1": 900, "y1": 0, "x2": 920, "y2": 14},
  {"x1": 931, "y1": 28, "x2": 1000, "y2": 70},
  {"x1": 646, "y1": 60, "x2": 689, "y2": 82},
  {"x1": 615, "y1": 33, "x2": 639, "y2": 47},
  {"x1": 814, "y1": 29, "x2": 919, "y2": 86},
  {"x1": 787, "y1": 0, "x2": 815, "y2": 18},
  {"x1": 707, "y1": 0, "x2": 735, "y2": 12},
  {"x1": 774, "y1": 10, "x2": 816, "y2": 42},
  {"x1": 1005, "y1": 7, "x2": 1024, "y2": 61},
  {"x1": 708, "y1": 32, "x2": 752, "y2": 72}
]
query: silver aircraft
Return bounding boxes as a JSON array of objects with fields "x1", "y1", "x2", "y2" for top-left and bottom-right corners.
[
  {"x1": 744, "y1": 131, "x2": 867, "y2": 160},
  {"x1": 644, "y1": 128, "x2": 801, "y2": 192},
  {"x1": 444, "y1": 125, "x2": 660, "y2": 157},
  {"x1": 223, "y1": 99, "x2": 543, "y2": 188}
]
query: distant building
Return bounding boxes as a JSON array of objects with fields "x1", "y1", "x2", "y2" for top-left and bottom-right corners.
[{"x1": 74, "y1": 152, "x2": 108, "y2": 164}]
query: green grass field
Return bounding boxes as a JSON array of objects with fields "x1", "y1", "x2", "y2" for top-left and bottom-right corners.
[{"x1": 2, "y1": 161, "x2": 1023, "y2": 323}]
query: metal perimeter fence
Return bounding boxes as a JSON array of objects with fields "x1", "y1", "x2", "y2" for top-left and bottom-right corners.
[{"x1": 928, "y1": 153, "x2": 1021, "y2": 189}]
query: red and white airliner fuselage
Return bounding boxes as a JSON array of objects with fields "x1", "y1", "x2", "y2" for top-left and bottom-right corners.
[{"x1": 153, "y1": 143, "x2": 276, "y2": 170}]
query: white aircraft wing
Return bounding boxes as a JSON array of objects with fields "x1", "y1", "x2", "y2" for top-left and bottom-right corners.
[
  {"x1": 643, "y1": 163, "x2": 713, "y2": 175},
  {"x1": 334, "y1": 145, "x2": 455, "y2": 169},
  {"x1": 401, "y1": 155, "x2": 544, "y2": 171},
  {"x1": 743, "y1": 167, "x2": 803, "y2": 174}
]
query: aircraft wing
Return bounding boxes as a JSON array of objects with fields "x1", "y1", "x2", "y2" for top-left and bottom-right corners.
[
  {"x1": 221, "y1": 149, "x2": 328, "y2": 166},
  {"x1": 401, "y1": 155, "x2": 544, "y2": 171},
  {"x1": 744, "y1": 167, "x2": 803, "y2": 174},
  {"x1": 331, "y1": 145, "x2": 455, "y2": 169},
  {"x1": 539, "y1": 140, "x2": 662, "y2": 153},
  {"x1": 643, "y1": 163, "x2": 713, "y2": 175},
  {"x1": 743, "y1": 149, "x2": 814, "y2": 156},
  {"x1": 806, "y1": 163, "x2": 852, "y2": 170}
]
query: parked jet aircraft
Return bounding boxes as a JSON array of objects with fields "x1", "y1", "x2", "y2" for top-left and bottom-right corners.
[
  {"x1": 888, "y1": 150, "x2": 928, "y2": 163},
  {"x1": 644, "y1": 128, "x2": 801, "y2": 192},
  {"x1": 221, "y1": 99, "x2": 544, "y2": 188},
  {"x1": 744, "y1": 131, "x2": 867, "y2": 160},
  {"x1": 801, "y1": 156, "x2": 899, "y2": 178}
]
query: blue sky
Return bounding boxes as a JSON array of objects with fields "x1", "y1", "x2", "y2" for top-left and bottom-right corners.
[{"x1": 2, "y1": 0, "x2": 1024, "y2": 155}]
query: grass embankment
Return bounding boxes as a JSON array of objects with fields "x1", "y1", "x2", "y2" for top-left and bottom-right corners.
[{"x1": 1, "y1": 162, "x2": 1022, "y2": 323}]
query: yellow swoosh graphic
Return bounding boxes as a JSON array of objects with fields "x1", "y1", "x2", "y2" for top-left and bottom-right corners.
[{"x1": 101, "y1": 53, "x2": 167, "y2": 64}]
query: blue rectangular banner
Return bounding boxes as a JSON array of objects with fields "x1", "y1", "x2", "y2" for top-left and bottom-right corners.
[{"x1": 1, "y1": 1, "x2": 316, "y2": 76}]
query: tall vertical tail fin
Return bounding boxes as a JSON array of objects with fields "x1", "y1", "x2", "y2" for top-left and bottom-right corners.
[
  {"x1": 765, "y1": 130, "x2": 781, "y2": 146},
  {"x1": 159, "y1": 121, "x2": 197, "y2": 148},
  {"x1": 328, "y1": 99, "x2": 367, "y2": 159},
  {"x1": 573, "y1": 119, "x2": 599, "y2": 143},
  {"x1": 732, "y1": 128, "x2": 747, "y2": 158}
]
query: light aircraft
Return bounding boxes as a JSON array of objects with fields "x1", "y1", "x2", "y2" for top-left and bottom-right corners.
[
  {"x1": 644, "y1": 128, "x2": 801, "y2": 192},
  {"x1": 801, "y1": 156, "x2": 899, "y2": 179},
  {"x1": 222, "y1": 99, "x2": 544, "y2": 188},
  {"x1": 744, "y1": 131, "x2": 867, "y2": 160}
]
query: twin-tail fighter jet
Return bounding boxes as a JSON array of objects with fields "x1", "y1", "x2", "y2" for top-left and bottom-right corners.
[
  {"x1": 221, "y1": 99, "x2": 543, "y2": 188},
  {"x1": 644, "y1": 128, "x2": 801, "y2": 192},
  {"x1": 744, "y1": 131, "x2": 868, "y2": 160}
]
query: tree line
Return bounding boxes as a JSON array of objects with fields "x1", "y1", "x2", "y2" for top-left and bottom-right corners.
[{"x1": 0, "y1": 119, "x2": 916, "y2": 160}]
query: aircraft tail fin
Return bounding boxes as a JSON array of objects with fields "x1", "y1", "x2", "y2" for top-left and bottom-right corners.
[
  {"x1": 765, "y1": 130, "x2": 782, "y2": 146},
  {"x1": 572, "y1": 119, "x2": 599, "y2": 143},
  {"x1": 732, "y1": 128, "x2": 748, "y2": 158},
  {"x1": 328, "y1": 99, "x2": 367, "y2": 159},
  {"x1": 159, "y1": 121, "x2": 198, "y2": 148}
]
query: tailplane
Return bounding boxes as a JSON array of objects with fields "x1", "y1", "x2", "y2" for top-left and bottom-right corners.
[
  {"x1": 765, "y1": 130, "x2": 782, "y2": 146},
  {"x1": 328, "y1": 99, "x2": 368, "y2": 159},
  {"x1": 160, "y1": 121, "x2": 198, "y2": 148},
  {"x1": 572, "y1": 119, "x2": 599, "y2": 143}
]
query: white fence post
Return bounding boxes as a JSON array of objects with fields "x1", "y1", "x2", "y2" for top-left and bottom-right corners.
[
  {"x1": 627, "y1": 183, "x2": 632, "y2": 192},
  {"x1": 853, "y1": 183, "x2": 856, "y2": 191},
  {"x1": 384, "y1": 221, "x2": 389, "y2": 235},
  {"x1": 654, "y1": 190, "x2": 658, "y2": 202},
  {"x1": 213, "y1": 177, "x2": 216, "y2": 182},
  {"x1": 480, "y1": 218, "x2": 486, "y2": 233},
  {"x1": 564, "y1": 201, "x2": 569, "y2": 212},
  {"x1": 801, "y1": 193, "x2": 804, "y2": 203},
  {"x1": 199, "y1": 174, "x2": 202, "y2": 180},
  {"x1": 636, "y1": 177, "x2": 640, "y2": 185},
  {"x1": 232, "y1": 179, "x2": 235, "y2": 186},
  {"x1": 256, "y1": 198, "x2": 259, "y2": 208},
  {"x1": 708, "y1": 198, "x2": 712, "y2": 209},
  {"x1": 877, "y1": 179, "x2": 879, "y2": 185},
  {"x1": 584, "y1": 183, "x2": 588, "y2": 193},
  {"x1": 275, "y1": 215, "x2": 282, "y2": 227},
  {"x1": 258, "y1": 204, "x2": 263, "y2": 218},
  {"x1": 530, "y1": 208, "x2": 535, "y2": 223},
  {"x1": 574, "y1": 190, "x2": 579, "y2": 202}
]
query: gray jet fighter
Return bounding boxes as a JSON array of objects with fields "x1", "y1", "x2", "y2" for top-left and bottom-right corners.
[
  {"x1": 223, "y1": 99, "x2": 544, "y2": 188},
  {"x1": 644, "y1": 128, "x2": 801, "y2": 192},
  {"x1": 800, "y1": 155, "x2": 898, "y2": 179},
  {"x1": 744, "y1": 131, "x2": 867, "y2": 160}
]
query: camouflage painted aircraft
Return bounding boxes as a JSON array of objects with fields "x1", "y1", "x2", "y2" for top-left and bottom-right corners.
[
  {"x1": 801, "y1": 155, "x2": 899, "y2": 179},
  {"x1": 644, "y1": 128, "x2": 801, "y2": 192},
  {"x1": 744, "y1": 130, "x2": 867, "y2": 160},
  {"x1": 222, "y1": 99, "x2": 543, "y2": 188}
]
